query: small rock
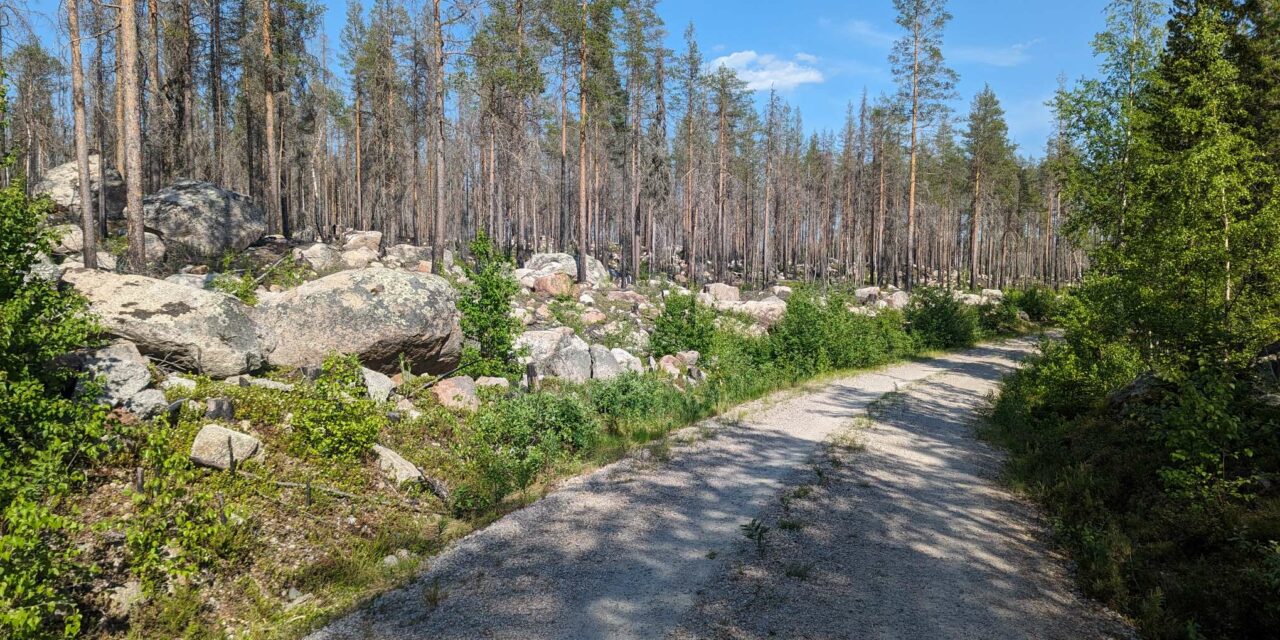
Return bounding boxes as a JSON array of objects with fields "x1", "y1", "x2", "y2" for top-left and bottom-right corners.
[
  {"x1": 190, "y1": 424, "x2": 260, "y2": 470},
  {"x1": 342, "y1": 230, "x2": 383, "y2": 253},
  {"x1": 106, "y1": 580, "x2": 145, "y2": 618},
  {"x1": 534, "y1": 272, "x2": 574, "y2": 297},
  {"x1": 581, "y1": 309, "x2": 607, "y2": 325},
  {"x1": 125, "y1": 389, "x2": 168, "y2": 419},
  {"x1": 431, "y1": 376, "x2": 479, "y2": 412},
  {"x1": 373, "y1": 444, "x2": 424, "y2": 486},
  {"x1": 676, "y1": 350, "x2": 700, "y2": 367},
  {"x1": 205, "y1": 397, "x2": 235, "y2": 420},
  {"x1": 361, "y1": 367, "x2": 395, "y2": 402},
  {"x1": 475, "y1": 376, "x2": 511, "y2": 390}
]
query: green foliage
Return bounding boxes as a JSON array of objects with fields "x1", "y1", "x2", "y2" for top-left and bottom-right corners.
[
  {"x1": 905, "y1": 287, "x2": 979, "y2": 350},
  {"x1": 977, "y1": 298, "x2": 1022, "y2": 336},
  {"x1": 0, "y1": 161, "x2": 105, "y2": 636},
  {"x1": 459, "y1": 232, "x2": 522, "y2": 379},
  {"x1": 451, "y1": 392, "x2": 599, "y2": 513},
  {"x1": 650, "y1": 293, "x2": 716, "y2": 356},
  {"x1": 125, "y1": 419, "x2": 245, "y2": 592},
  {"x1": 1007, "y1": 285, "x2": 1057, "y2": 323},
  {"x1": 740, "y1": 518, "x2": 770, "y2": 556},
  {"x1": 210, "y1": 270, "x2": 258, "y2": 305},
  {"x1": 586, "y1": 372, "x2": 689, "y2": 433},
  {"x1": 210, "y1": 253, "x2": 311, "y2": 305},
  {"x1": 290, "y1": 354, "x2": 385, "y2": 459},
  {"x1": 767, "y1": 290, "x2": 915, "y2": 377}
]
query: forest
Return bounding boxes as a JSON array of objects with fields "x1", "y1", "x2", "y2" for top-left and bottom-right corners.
[
  {"x1": 6, "y1": 0, "x2": 1076, "y2": 288},
  {"x1": 1, "y1": 0, "x2": 1279, "y2": 639}
]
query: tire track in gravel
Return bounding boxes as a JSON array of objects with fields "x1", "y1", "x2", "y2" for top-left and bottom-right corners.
[{"x1": 307, "y1": 337, "x2": 1127, "y2": 640}]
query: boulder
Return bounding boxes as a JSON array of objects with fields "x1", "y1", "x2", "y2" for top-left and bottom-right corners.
[
  {"x1": 524, "y1": 252, "x2": 610, "y2": 286},
  {"x1": 143, "y1": 180, "x2": 265, "y2": 257},
  {"x1": 33, "y1": 154, "x2": 125, "y2": 221},
  {"x1": 373, "y1": 444, "x2": 423, "y2": 486},
  {"x1": 884, "y1": 290, "x2": 910, "y2": 310},
  {"x1": 77, "y1": 341, "x2": 152, "y2": 409},
  {"x1": 143, "y1": 232, "x2": 166, "y2": 263},
  {"x1": 341, "y1": 247, "x2": 379, "y2": 270},
  {"x1": 255, "y1": 268, "x2": 462, "y2": 375},
  {"x1": 51, "y1": 224, "x2": 84, "y2": 254},
  {"x1": 384, "y1": 244, "x2": 428, "y2": 266},
  {"x1": 475, "y1": 376, "x2": 511, "y2": 390},
  {"x1": 769, "y1": 285, "x2": 793, "y2": 300},
  {"x1": 534, "y1": 272, "x2": 575, "y2": 297},
  {"x1": 62, "y1": 269, "x2": 268, "y2": 377},
  {"x1": 342, "y1": 230, "x2": 382, "y2": 253},
  {"x1": 590, "y1": 344, "x2": 624, "y2": 380},
  {"x1": 362, "y1": 367, "x2": 396, "y2": 403},
  {"x1": 126, "y1": 389, "x2": 168, "y2": 418},
  {"x1": 980, "y1": 288, "x2": 1004, "y2": 301},
  {"x1": 956, "y1": 293, "x2": 983, "y2": 306},
  {"x1": 737, "y1": 296, "x2": 788, "y2": 327},
  {"x1": 581, "y1": 309, "x2": 607, "y2": 325},
  {"x1": 676, "y1": 350, "x2": 700, "y2": 367},
  {"x1": 605, "y1": 290, "x2": 648, "y2": 305},
  {"x1": 190, "y1": 424, "x2": 261, "y2": 470},
  {"x1": 657, "y1": 355, "x2": 684, "y2": 377},
  {"x1": 702, "y1": 283, "x2": 740, "y2": 303},
  {"x1": 610, "y1": 348, "x2": 644, "y2": 374},
  {"x1": 295, "y1": 242, "x2": 342, "y2": 272},
  {"x1": 431, "y1": 376, "x2": 479, "y2": 411},
  {"x1": 854, "y1": 286, "x2": 880, "y2": 304},
  {"x1": 515, "y1": 327, "x2": 592, "y2": 383}
]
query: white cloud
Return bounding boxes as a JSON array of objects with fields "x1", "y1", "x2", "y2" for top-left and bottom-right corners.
[
  {"x1": 710, "y1": 50, "x2": 825, "y2": 91},
  {"x1": 839, "y1": 19, "x2": 897, "y2": 48},
  {"x1": 950, "y1": 39, "x2": 1041, "y2": 67}
]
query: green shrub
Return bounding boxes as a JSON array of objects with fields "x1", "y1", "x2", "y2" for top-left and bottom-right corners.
[
  {"x1": 451, "y1": 392, "x2": 599, "y2": 513},
  {"x1": 650, "y1": 293, "x2": 716, "y2": 356},
  {"x1": 587, "y1": 372, "x2": 689, "y2": 432},
  {"x1": 1008, "y1": 285, "x2": 1056, "y2": 322},
  {"x1": 459, "y1": 232, "x2": 522, "y2": 378},
  {"x1": 767, "y1": 290, "x2": 913, "y2": 376},
  {"x1": 905, "y1": 287, "x2": 979, "y2": 350},
  {"x1": 290, "y1": 354, "x2": 385, "y2": 459},
  {"x1": 0, "y1": 162, "x2": 106, "y2": 637},
  {"x1": 978, "y1": 298, "x2": 1022, "y2": 336}
]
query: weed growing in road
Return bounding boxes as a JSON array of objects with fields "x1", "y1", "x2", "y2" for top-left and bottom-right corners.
[
  {"x1": 422, "y1": 578, "x2": 447, "y2": 610},
  {"x1": 778, "y1": 519, "x2": 805, "y2": 531},
  {"x1": 740, "y1": 519, "x2": 770, "y2": 556}
]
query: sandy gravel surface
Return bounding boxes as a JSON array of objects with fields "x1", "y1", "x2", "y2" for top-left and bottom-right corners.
[{"x1": 307, "y1": 338, "x2": 1130, "y2": 640}]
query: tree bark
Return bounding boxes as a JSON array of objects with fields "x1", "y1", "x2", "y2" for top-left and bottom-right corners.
[{"x1": 69, "y1": 0, "x2": 97, "y2": 268}]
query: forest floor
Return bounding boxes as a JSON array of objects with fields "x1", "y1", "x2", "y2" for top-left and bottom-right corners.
[{"x1": 305, "y1": 337, "x2": 1133, "y2": 640}]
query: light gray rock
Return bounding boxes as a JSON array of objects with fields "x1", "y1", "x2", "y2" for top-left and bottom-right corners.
[
  {"x1": 769, "y1": 285, "x2": 793, "y2": 300},
  {"x1": 885, "y1": 290, "x2": 911, "y2": 310},
  {"x1": 255, "y1": 268, "x2": 462, "y2": 375},
  {"x1": 51, "y1": 224, "x2": 84, "y2": 254},
  {"x1": 737, "y1": 296, "x2": 788, "y2": 327},
  {"x1": 190, "y1": 424, "x2": 261, "y2": 470},
  {"x1": 524, "y1": 252, "x2": 610, "y2": 286},
  {"x1": 855, "y1": 286, "x2": 881, "y2": 304},
  {"x1": 431, "y1": 376, "x2": 479, "y2": 411},
  {"x1": 33, "y1": 154, "x2": 126, "y2": 221},
  {"x1": 702, "y1": 283, "x2": 740, "y2": 303},
  {"x1": 26, "y1": 253, "x2": 61, "y2": 283},
  {"x1": 164, "y1": 272, "x2": 216, "y2": 289},
  {"x1": 384, "y1": 244, "x2": 428, "y2": 266},
  {"x1": 373, "y1": 444, "x2": 423, "y2": 486},
  {"x1": 475, "y1": 376, "x2": 511, "y2": 390},
  {"x1": 143, "y1": 180, "x2": 265, "y2": 257},
  {"x1": 126, "y1": 389, "x2": 168, "y2": 418},
  {"x1": 362, "y1": 367, "x2": 395, "y2": 402},
  {"x1": 62, "y1": 269, "x2": 268, "y2": 378},
  {"x1": 590, "y1": 344, "x2": 624, "y2": 380},
  {"x1": 980, "y1": 288, "x2": 1004, "y2": 301},
  {"x1": 610, "y1": 348, "x2": 644, "y2": 374},
  {"x1": 342, "y1": 230, "x2": 383, "y2": 253},
  {"x1": 295, "y1": 242, "x2": 342, "y2": 273},
  {"x1": 143, "y1": 232, "x2": 166, "y2": 263},
  {"x1": 515, "y1": 327, "x2": 592, "y2": 383},
  {"x1": 341, "y1": 246, "x2": 379, "y2": 270},
  {"x1": 161, "y1": 374, "x2": 197, "y2": 392},
  {"x1": 78, "y1": 341, "x2": 152, "y2": 408}
]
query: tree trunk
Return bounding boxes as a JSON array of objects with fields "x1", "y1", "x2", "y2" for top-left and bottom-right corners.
[
  {"x1": 120, "y1": 0, "x2": 146, "y2": 270},
  {"x1": 262, "y1": 0, "x2": 281, "y2": 234},
  {"x1": 69, "y1": 0, "x2": 97, "y2": 268}
]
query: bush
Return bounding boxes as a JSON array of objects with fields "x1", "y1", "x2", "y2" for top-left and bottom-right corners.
[
  {"x1": 459, "y1": 232, "x2": 522, "y2": 378},
  {"x1": 1008, "y1": 285, "x2": 1056, "y2": 322},
  {"x1": 978, "y1": 298, "x2": 1022, "y2": 336},
  {"x1": 0, "y1": 165, "x2": 105, "y2": 637},
  {"x1": 290, "y1": 354, "x2": 386, "y2": 459},
  {"x1": 906, "y1": 287, "x2": 979, "y2": 350},
  {"x1": 451, "y1": 392, "x2": 599, "y2": 513},
  {"x1": 650, "y1": 293, "x2": 716, "y2": 356},
  {"x1": 587, "y1": 372, "x2": 689, "y2": 433},
  {"x1": 767, "y1": 290, "x2": 915, "y2": 377}
]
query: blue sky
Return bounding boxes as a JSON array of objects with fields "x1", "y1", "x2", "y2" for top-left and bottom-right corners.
[
  {"x1": 26, "y1": 0, "x2": 1114, "y2": 156},
  {"x1": 654, "y1": 0, "x2": 1112, "y2": 156}
]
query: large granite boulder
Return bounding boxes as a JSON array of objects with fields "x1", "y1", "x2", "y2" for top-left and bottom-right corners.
[
  {"x1": 515, "y1": 327, "x2": 593, "y2": 383},
  {"x1": 524, "y1": 252, "x2": 610, "y2": 287},
  {"x1": 294, "y1": 242, "x2": 342, "y2": 273},
  {"x1": 62, "y1": 269, "x2": 268, "y2": 377},
  {"x1": 34, "y1": 154, "x2": 126, "y2": 221},
  {"x1": 255, "y1": 268, "x2": 462, "y2": 375},
  {"x1": 143, "y1": 180, "x2": 265, "y2": 257},
  {"x1": 76, "y1": 341, "x2": 166, "y2": 417},
  {"x1": 702, "y1": 283, "x2": 740, "y2": 303}
]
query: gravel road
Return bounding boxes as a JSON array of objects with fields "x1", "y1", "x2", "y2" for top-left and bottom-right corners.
[{"x1": 307, "y1": 338, "x2": 1132, "y2": 640}]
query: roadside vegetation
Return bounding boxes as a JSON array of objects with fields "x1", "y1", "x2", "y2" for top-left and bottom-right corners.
[
  {"x1": 1, "y1": 181, "x2": 1046, "y2": 638},
  {"x1": 982, "y1": 3, "x2": 1280, "y2": 638}
]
